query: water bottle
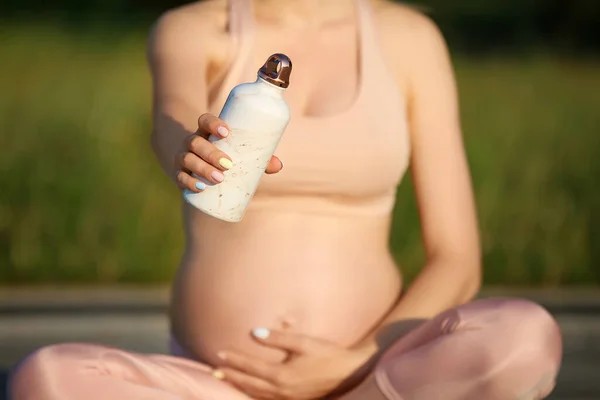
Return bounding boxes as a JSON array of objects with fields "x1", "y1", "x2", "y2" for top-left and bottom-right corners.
[{"x1": 183, "y1": 53, "x2": 292, "y2": 222}]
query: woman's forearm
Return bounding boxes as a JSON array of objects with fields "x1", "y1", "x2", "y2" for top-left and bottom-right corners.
[
  {"x1": 359, "y1": 257, "x2": 481, "y2": 352},
  {"x1": 151, "y1": 127, "x2": 184, "y2": 181},
  {"x1": 150, "y1": 108, "x2": 198, "y2": 182},
  {"x1": 147, "y1": 11, "x2": 210, "y2": 182},
  {"x1": 389, "y1": 258, "x2": 480, "y2": 320}
]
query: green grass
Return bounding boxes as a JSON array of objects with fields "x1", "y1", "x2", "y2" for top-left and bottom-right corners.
[{"x1": 1, "y1": 23, "x2": 598, "y2": 285}]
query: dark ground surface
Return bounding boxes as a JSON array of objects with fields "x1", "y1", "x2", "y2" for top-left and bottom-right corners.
[{"x1": 1, "y1": 288, "x2": 599, "y2": 399}]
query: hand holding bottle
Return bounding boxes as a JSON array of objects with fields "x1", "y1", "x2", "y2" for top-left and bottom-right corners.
[
  {"x1": 183, "y1": 53, "x2": 292, "y2": 222},
  {"x1": 175, "y1": 113, "x2": 283, "y2": 193}
]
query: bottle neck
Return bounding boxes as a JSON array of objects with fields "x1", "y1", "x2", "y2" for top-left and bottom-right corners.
[{"x1": 256, "y1": 77, "x2": 286, "y2": 97}]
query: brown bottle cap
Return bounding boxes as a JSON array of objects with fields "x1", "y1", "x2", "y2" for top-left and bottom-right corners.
[{"x1": 258, "y1": 53, "x2": 292, "y2": 88}]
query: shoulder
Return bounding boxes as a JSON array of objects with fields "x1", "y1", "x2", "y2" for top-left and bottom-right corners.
[
  {"x1": 147, "y1": 0, "x2": 230, "y2": 66},
  {"x1": 373, "y1": 1, "x2": 448, "y2": 51},
  {"x1": 372, "y1": 1, "x2": 453, "y2": 93}
]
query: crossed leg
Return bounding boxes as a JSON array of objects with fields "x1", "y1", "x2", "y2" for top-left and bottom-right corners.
[
  {"x1": 8, "y1": 298, "x2": 562, "y2": 400},
  {"x1": 8, "y1": 342, "x2": 248, "y2": 400},
  {"x1": 343, "y1": 298, "x2": 562, "y2": 400}
]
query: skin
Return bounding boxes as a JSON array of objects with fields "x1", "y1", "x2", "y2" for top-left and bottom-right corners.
[{"x1": 147, "y1": 0, "x2": 481, "y2": 398}]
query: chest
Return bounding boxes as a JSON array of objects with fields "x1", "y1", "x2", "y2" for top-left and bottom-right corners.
[
  {"x1": 209, "y1": 24, "x2": 410, "y2": 197},
  {"x1": 230, "y1": 24, "x2": 362, "y2": 118}
]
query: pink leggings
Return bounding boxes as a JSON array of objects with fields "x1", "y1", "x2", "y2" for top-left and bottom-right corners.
[{"x1": 8, "y1": 298, "x2": 562, "y2": 400}]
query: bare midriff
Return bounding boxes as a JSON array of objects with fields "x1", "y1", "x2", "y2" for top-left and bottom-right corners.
[{"x1": 170, "y1": 206, "x2": 402, "y2": 366}]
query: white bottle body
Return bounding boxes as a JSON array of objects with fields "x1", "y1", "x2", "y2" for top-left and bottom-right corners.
[{"x1": 183, "y1": 77, "x2": 290, "y2": 222}]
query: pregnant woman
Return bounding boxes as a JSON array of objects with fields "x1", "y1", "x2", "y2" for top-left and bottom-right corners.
[{"x1": 9, "y1": 0, "x2": 562, "y2": 399}]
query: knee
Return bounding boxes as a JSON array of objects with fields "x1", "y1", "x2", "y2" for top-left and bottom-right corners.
[
  {"x1": 496, "y1": 299, "x2": 562, "y2": 367},
  {"x1": 9, "y1": 343, "x2": 93, "y2": 399},
  {"x1": 479, "y1": 299, "x2": 563, "y2": 395}
]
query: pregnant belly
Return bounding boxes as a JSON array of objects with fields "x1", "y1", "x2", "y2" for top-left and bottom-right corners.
[{"x1": 170, "y1": 210, "x2": 402, "y2": 366}]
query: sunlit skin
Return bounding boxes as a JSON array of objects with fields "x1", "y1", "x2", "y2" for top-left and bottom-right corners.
[
  {"x1": 150, "y1": 0, "x2": 481, "y2": 394},
  {"x1": 7, "y1": 1, "x2": 563, "y2": 399}
]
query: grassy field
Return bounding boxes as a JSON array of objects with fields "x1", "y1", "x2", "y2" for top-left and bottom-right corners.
[{"x1": 0, "y1": 23, "x2": 598, "y2": 285}]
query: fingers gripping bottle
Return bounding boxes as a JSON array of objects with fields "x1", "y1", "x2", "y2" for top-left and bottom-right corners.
[{"x1": 183, "y1": 53, "x2": 292, "y2": 222}]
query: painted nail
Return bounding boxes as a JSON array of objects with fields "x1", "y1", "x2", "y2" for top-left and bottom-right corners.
[
  {"x1": 219, "y1": 158, "x2": 233, "y2": 170},
  {"x1": 217, "y1": 126, "x2": 229, "y2": 137},
  {"x1": 195, "y1": 181, "x2": 206, "y2": 191},
  {"x1": 212, "y1": 370, "x2": 225, "y2": 380},
  {"x1": 211, "y1": 170, "x2": 224, "y2": 182},
  {"x1": 252, "y1": 328, "x2": 271, "y2": 339}
]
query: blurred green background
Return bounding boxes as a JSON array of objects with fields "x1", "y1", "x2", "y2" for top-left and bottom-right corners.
[{"x1": 0, "y1": 1, "x2": 598, "y2": 286}]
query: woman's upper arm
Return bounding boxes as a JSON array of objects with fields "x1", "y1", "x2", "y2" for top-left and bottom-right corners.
[
  {"x1": 404, "y1": 15, "x2": 480, "y2": 266},
  {"x1": 147, "y1": 9, "x2": 209, "y2": 133}
]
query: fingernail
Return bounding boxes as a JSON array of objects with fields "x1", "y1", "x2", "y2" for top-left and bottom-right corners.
[
  {"x1": 195, "y1": 181, "x2": 206, "y2": 191},
  {"x1": 219, "y1": 158, "x2": 233, "y2": 170},
  {"x1": 211, "y1": 170, "x2": 224, "y2": 182},
  {"x1": 217, "y1": 351, "x2": 227, "y2": 360},
  {"x1": 252, "y1": 328, "x2": 270, "y2": 339},
  {"x1": 212, "y1": 370, "x2": 225, "y2": 380},
  {"x1": 280, "y1": 160, "x2": 284, "y2": 170},
  {"x1": 217, "y1": 126, "x2": 229, "y2": 137}
]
